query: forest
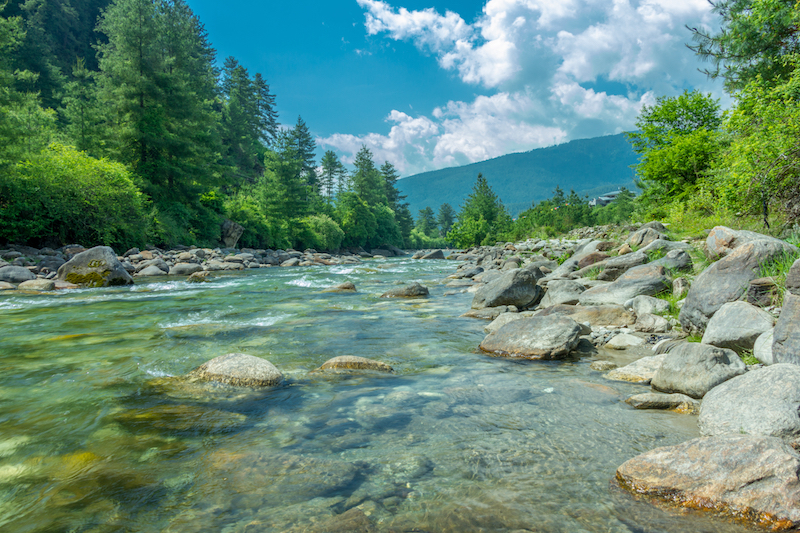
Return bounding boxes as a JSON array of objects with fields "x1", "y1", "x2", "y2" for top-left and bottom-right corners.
[{"x1": 0, "y1": 0, "x2": 797, "y2": 252}]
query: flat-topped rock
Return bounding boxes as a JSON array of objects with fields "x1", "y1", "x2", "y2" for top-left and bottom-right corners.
[
  {"x1": 479, "y1": 315, "x2": 582, "y2": 360},
  {"x1": 380, "y1": 282, "x2": 429, "y2": 298},
  {"x1": 578, "y1": 264, "x2": 669, "y2": 306},
  {"x1": 188, "y1": 353, "x2": 283, "y2": 387},
  {"x1": 471, "y1": 267, "x2": 543, "y2": 309},
  {"x1": 318, "y1": 356, "x2": 393, "y2": 373},
  {"x1": 625, "y1": 392, "x2": 699, "y2": 413},
  {"x1": 651, "y1": 341, "x2": 745, "y2": 399},
  {"x1": 604, "y1": 353, "x2": 668, "y2": 384},
  {"x1": 701, "y1": 301, "x2": 774, "y2": 352},
  {"x1": 17, "y1": 279, "x2": 55, "y2": 291},
  {"x1": 535, "y1": 304, "x2": 635, "y2": 327}
]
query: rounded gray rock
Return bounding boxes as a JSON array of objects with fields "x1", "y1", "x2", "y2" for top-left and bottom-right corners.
[
  {"x1": 701, "y1": 301, "x2": 774, "y2": 352},
  {"x1": 188, "y1": 353, "x2": 283, "y2": 387},
  {"x1": 0, "y1": 265, "x2": 35, "y2": 284},
  {"x1": 651, "y1": 341, "x2": 745, "y2": 399},
  {"x1": 56, "y1": 246, "x2": 134, "y2": 288},
  {"x1": 479, "y1": 315, "x2": 582, "y2": 360}
]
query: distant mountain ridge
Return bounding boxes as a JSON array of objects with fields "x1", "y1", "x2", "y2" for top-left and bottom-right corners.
[{"x1": 397, "y1": 133, "x2": 638, "y2": 217}]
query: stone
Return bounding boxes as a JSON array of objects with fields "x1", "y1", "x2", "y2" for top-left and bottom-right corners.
[
  {"x1": 188, "y1": 353, "x2": 283, "y2": 387},
  {"x1": 318, "y1": 356, "x2": 393, "y2": 373},
  {"x1": 705, "y1": 225, "x2": 793, "y2": 259},
  {"x1": 484, "y1": 311, "x2": 532, "y2": 334},
  {"x1": 754, "y1": 328, "x2": 775, "y2": 365},
  {"x1": 616, "y1": 435, "x2": 800, "y2": 529},
  {"x1": 460, "y1": 306, "x2": 515, "y2": 320},
  {"x1": 595, "y1": 252, "x2": 647, "y2": 281},
  {"x1": 629, "y1": 294, "x2": 670, "y2": 316},
  {"x1": 471, "y1": 268, "x2": 544, "y2": 309},
  {"x1": 640, "y1": 221, "x2": 667, "y2": 232},
  {"x1": 479, "y1": 315, "x2": 582, "y2": 360},
  {"x1": 221, "y1": 219, "x2": 244, "y2": 249},
  {"x1": 680, "y1": 239, "x2": 796, "y2": 334},
  {"x1": 0, "y1": 281, "x2": 14, "y2": 290},
  {"x1": 577, "y1": 251, "x2": 609, "y2": 269},
  {"x1": 54, "y1": 281, "x2": 80, "y2": 290},
  {"x1": 634, "y1": 313, "x2": 671, "y2": 333},
  {"x1": 649, "y1": 249, "x2": 693, "y2": 272},
  {"x1": 625, "y1": 393, "x2": 699, "y2": 413},
  {"x1": 699, "y1": 364, "x2": 800, "y2": 443},
  {"x1": 380, "y1": 282, "x2": 429, "y2": 298},
  {"x1": 638, "y1": 239, "x2": 692, "y2": 254},
  {"x1": 169, "y1": 263, "x2": 203, "y2": 276},
  {"x1": 627, "y1": 227, "x2": 667, "y2": 248},
  {"x1": 281, "y1": 258, "x2": 301, "y2": 267},
  {"x1": 590, "y1": 360, "x2": 618, "y2": 371},
  {"x1": 651, "y1": 341, "x2": 745, "y2": 399},
  {"x1": 618, "y1": 243, "x2": 632, "y2": 255},
  {"x1": 538, "y1": 279, "x2": 585, "y2": 307},
  {"x1": 701, "y1": 301, "x2": 774, "y2": 352},
  {"x1": 135, "y1": 258, "x2": 169, "y2": 274},
  {"x1": 322, "y1": 282, "x2": 357, "y2": 293},
  {"x1": 0, "y1": 265, "x2": 36, "y2": 284},
  {"x1": 748, "y1": 277, "x2": 780, "y2": 307},
  {"x1": 421, "y1": 249, "x2": 445, "y2": 260},
  {"x1": 187, "y1": 271, "x2": 212, "y2": 283},
  {"x1": 535, "y1": 304, "x2": 635, "y2": 327},
  {"x1": 135, "y1": 265, "x2": 168, "y2": 277},
  {"x1": 787, "y1": 258, "x2": 800, "y2": 296},
  {"x1": 773, "y1": 292, "x2": 800, "y2": 365},
  {"x1": 605, "y1": 333, "x2": 646, "y2": 350},
  {"x1": 578, "y1": 264, "x2": 670, "y2": 306},
  {"x1": 672, "y1": 277, "x2": 689, "y2": 298},
  {"x1": 605, "y1": 354, "x2": 668, "y2": 384},
  {"x1": 56, "y1": 246, "x2": 134, "y2": 288},
  {"x1": 17, "y1": 279, "x2": 55, "y2": 291},
  {"x1": 115, "y1": 404, "x2": 247, "y2": 434}
]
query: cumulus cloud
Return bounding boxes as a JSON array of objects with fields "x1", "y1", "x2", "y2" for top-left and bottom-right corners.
[{"x1": 328, "y1": 0, "x2": 722, "y2": 176}]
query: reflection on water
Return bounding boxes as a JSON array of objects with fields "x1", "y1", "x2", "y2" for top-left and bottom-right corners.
[{"x1": 0, "y1": 259, "x2": 761, "y2": 532}]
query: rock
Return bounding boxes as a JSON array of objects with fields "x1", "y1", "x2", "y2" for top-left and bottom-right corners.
[
  {"x1": 629, "y1": 295, "x2": 669, "y2": 316},
  {"x1": 578, "y1": 264, "x2": 669, "y2": 306},
  {"x1": 54, "y1": 280, "x2": 80, "y2": 290},
  {"x1": 701, "y1": 301, "x2": 774, "y2": 352},
  {"x1": 0, "y1": 265, "x2": 36, "y2": 284},
  {"x1": 638, "y1": 239, "x2": 692, "y2": 254},
  {"x1": 605, "y1": 354, "x2": 668, "y2": 384},
  {"x1": 590, "y1": 360, "x2": 618, "y2": 371},
  {"x1": 421, "y1": 249, "x2": 445, "y2": 260},
  {"x1": 56, "y1": 246, "x2": 134, "y2": 288},
  {"x1": 135, "y1": 265, "x2": 168, "y2": 277},
  {"x1": 0, "y1": 281, "x2": 14, "y2": 290},
  {"x1": 640, "y1": 221, "x2": 667, "y2": 232},
  {"x1": 280, "y1": 258, "x2": 301, "y2": 267},
  {"x1": 471, "y1": 268, "x2": 544, "y2": 309},
  {"x1": 754, "y1": 328, "x2": 775, "y2": 365},
  {"x1": 479, "y1": 315, "x2": 582, "y2": 360},
  {"x1": 577, "y1": 252, "x2": 609, "y2": 269},
  {"x1": 618, "y1": 243, "x2": 632, "y2": 255},
  {"x1": 284, "y1": 508, "x2": 377, "y2": 533},
  {"x1": 595, "y1": 252, "x2": 647, "y2": 281},
  {"x1": 187, "y1": 271, "x2": 212, "y2": 283},
  {"x1": 748, "y1": 277, "x2": 780, "y2": 307},
  {"x1": 115, "y1": 404, "x2": 247, "y2": 434},
  {"x1": 627, "y1": 227, "x2": 667, "y2": 247},
  {"x1": 680, "y1": 239, "x2": 796, "y2": 334},
  {"x1": 605, "y1": 333, "x2": 646, "y2": 350},
  {"x1": 773, "y1": 292, "x2": 800, "y2": 365},
  {"x1": 536, "y1": 304, "x2": 635, "y2": 327},
  {"x1": 380, "y1": 282, "x2": 429, "y2": 298},
  {"x1": 17, "y1": 279, "x2": 55, "y2": 291},
  {"x1": 484, "y1": 311, "x2": 532, "y2": 334},
  {"x1": 538, "y1": 279, "x2": 585, "y2": 307},
  {"x1": 787, "y1": 258, "x2": 800, "y2": 296},
  {"x1": 188, "y1": 353, "x2": 283, "y2": 387},
  {"x1": 625, "y1": 393, "x2": 699, "y2": 413},
  {"x1": 135, "y1": 258, "x2": 169, "y2": 274},
  {"x1": 221, "y1": 219, "x2": 244, "y2": 249},
  {"x1": 322, "y1": 282, "x2": 357, "y2": 293},
  {"x1": 169, "y1": 263, "x2": 203, "y2": 276},
  {"x1": 699, "y1": 364, "x2": 800, "y2": 443},
  {"x1": 649, "y1": 249, "x2": 693, "y2": 272},
  {"x1": 672, "y1": 277, "x2": 689, "y2": 298},
  {"x1": 651, "y1": 341, "x2": 745, "y2": 399},
  {"x1": 460, "y1": 306, "x2": 515, "y2": 320},
  {"x1": 616, "y1": 435, "x2": 800, "y2": 529},
  {"x1": 318, "y1": 356, "x2": 392, "y2": 372},
  {"x1": 705, "y1": 225, "x2": 793, "y2": 259},
  {"x1": 634, "y1": 313, "x2": 671, "y2": 333}
]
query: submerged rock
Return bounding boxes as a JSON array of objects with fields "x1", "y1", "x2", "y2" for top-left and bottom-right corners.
[
  {"x1": 479, "y1": 315, "x2": 582, "y2": 360},
  {"x1": 380, "y1": 282, "x2": 429, "y2": 298},
  {"x1": 604, "y1": 353, "x2": 668, "y2": 384},
  {"x1": 57, "y1": 246, "x2": 133, "y2": 288},
  {"x1": 322, "y1": 281, "x2": 357, "y2": 293},
  {"x1": 318, "y1": 356, "x2": 393, "y2": 373},
  {"x1": 625, "y1": 392, "x2": 699, "y2": 413},
  {"x1": 188, "y1": 353, "x2": 283, "y2": 387}
]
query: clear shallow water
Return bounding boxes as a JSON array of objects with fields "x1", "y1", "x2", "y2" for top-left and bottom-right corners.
[{"x1": 0, "y1": 258, "x2": 762, "y2": 532}]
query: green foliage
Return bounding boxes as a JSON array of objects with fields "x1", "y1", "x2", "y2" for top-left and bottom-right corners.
[
  {"x1": 416, "y1": 206, "x2": 438, "y2": 238},
  {"x1": 295, "y1": 214, "x2": 344, "y2": 251},
  {"x1": 351, "y1": 145, "x2": 386, "y2": 207},
  {"x1": 407, "y1": 228, "x2": 449, "y2": 250},
  {"x1": 447, "y1": 216, "x2": 490, "y2": 249},
  {"x1": 0, "y1": 143, "x2": 146, "y2": 249},
  {"x1": 447, "y1": 174, "x2": 512, "y2": 247},
  {"x1": 370, "y1": 204, "x2": 403, "y2": 248},
  {"x1": 437, "y1": 202, "x2": 455, "y2": 237},
  {"x1": 336, "y1": 192, "x2": 376, "y2": 248}
]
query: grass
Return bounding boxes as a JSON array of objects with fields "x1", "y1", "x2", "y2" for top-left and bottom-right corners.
[
  {"x1": 645, "y1": 248, "x2": 666, "y2": 262},
  {"x1": 584, "y1": 266, "x2": 602, "y2": 280},
  {"x1": 758, "y1": 248, "x2": 800, "y2": 306},
  {"x1": 738, "y1": 349, "x2": 760, "y2": 365},
  {"x1": 654, "y1": 289, "x2": 682, "y2": 321}
]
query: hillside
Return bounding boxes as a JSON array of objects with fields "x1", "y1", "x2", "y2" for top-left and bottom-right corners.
[{"x1": 397, "y1": 133, "x2": 638, "y2": 217}]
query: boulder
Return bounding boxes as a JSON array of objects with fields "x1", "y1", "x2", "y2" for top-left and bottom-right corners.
[
  {"x1": 699, "y1": 364, "x2": 800, "y2": 443},
  {"x1": 318, "y1": 356, "x2": 393, "y2": 373},
  {"x1": 701, "y1": 301, "x2": 774, "y2": 352},
  {"x1": 648, "y1": 249, "x2": 693, "y2": 272},
  {"x1": 0, "y1": 266, "x2": 35, "y2": 284},
  {"x1": 604, "y1": 354, "x2": 668, "y2": 384},
  {"x1": 787, "y1": 258, "x2": 800, "y2": 296},
  {"x1": 577, "y1": 252, "x2": 609, "y2": 269},
  {"x1": 169, "y1": 263, "x2": 204, "y2": 276},
  {"x1": 705, "y1": 225, "x2": 793, "y2": 259},
  {"x1": 535, "y1": 304, "x2": 635, "y2": 327},
  {"x1": 773, "y1": 292, "x2": 800, "y2": 365},
  {"x1": 633, "y1": 313, "x2": 671, "y2": 333},
  {"x1": 754, "y1": 328, "x2": 775, "y2": 365},
  {"x1": 651, "y1": 341, "x2": 745, "y2": 399},
  {"x1": 605, "y1": 333, "x2": 645, "y2": 350},
  {"x1": 281, "y1": 258, "x2": 301, "y2": 267},
  {"x1": 538, "y1": 279, "x2": 585, "y2": 307},
  {"x1": 380, "y1": 282, "x2": 429, "y2": 298},
  {"x1": 578, "y1": 264, "x2": 669, "y2": 306},
  {"x1": 640, "y1": 221, "x2": 667, "y2": 232},
  {"x1": 625, "y1": 393, "x2": 699, "y2": 413},
  {"x1": 460, "y1": 306, "x2": 515, "y2": 320},
  {"x1": 616, "y1": 435, "x2": 800, "y2": 529},
  {"x1": 136, "y1": 265, "x2": 168, "y2": 277},
  {"x1": 322, "y1": 282, "x2": 357, "y2": 293},
  {"x1": 421, "y1": 249, "x2": 445, "y2": 260},
  {"x1": 187, "y1": 271, "x2": 212, "y2": 283},
  {"x1": 627, "y1": 227, "x2": 666, "y2": 247},
  {"x1": 221, "y1": 219, "x2": 244, "y2": 249},
  {"x1": 628, "y1": 295, "x2": 669, "y2": 316},
  {"x1": 638, "y1": 239, "x2": 692, "y2": 254},
  {"x1": 17, "y1": 279, "x2": 55, "y2": 291},
  {"x1": 0, "y1": 281, "x2": 14, "y2": 290},
  {"x1": 471, "y1": 268, "x2": 544, "y2": 309},
  {"x1": 135, "y1": 258, "x2": 169, "y2": 274},
  {"x1": 595, "y1": 252, "x2": 647, "y2": 281},
  {"x1": 680, "y1": 239, "x2": 795, "y2": 334},
  {"x1": 56, "y1": 246, "x2": 134, "y2": 288},
  {"x1": 672, "y1": 277, "x2": 689, "y2": 298},
  {"x1": 484, "y1": 311, "x2": 531, "y2": 334},
  {"x1": 747, "y1": 277, "x2": 780, "y2": 307},
  {"x1": 188, "y1": 353, "x2": 283, "y2": 387},
  {"x1": 479, "y1": 316, "x2": 582, "y2": 360}
]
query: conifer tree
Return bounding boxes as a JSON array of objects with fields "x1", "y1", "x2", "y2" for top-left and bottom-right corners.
[
  {"x1": 437, "y1": 203, "x2": 455, "y2": 237},
  {"x1": 351, "y1": 145, "x2": 386, "y2": 206},
  {"x1": 319, "y1": 150, "x2": 345, "y2": 202},
  {"x1": 289, "y1": 115, "x2": 317, "y2": 190},
  {"x1": 61, "y1": 58, "x2": 106, "y2": 155},
  {"x1": 416, "y1": 206, "x2": 437, "y2": 238},
  {"x1": 379, "y1": 160, "x2": 405, "y2": 210},
  {"x1": 254, "y1": 72, "x2": 278, "y2": 146}
]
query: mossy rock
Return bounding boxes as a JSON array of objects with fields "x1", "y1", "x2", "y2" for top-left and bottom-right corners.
[{"x1": 317, "y1": 355, "x2": 393, "y2": 373}]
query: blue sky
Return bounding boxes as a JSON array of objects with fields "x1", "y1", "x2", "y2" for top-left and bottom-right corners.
[{"x1": 186, "y1": 0, "x2": 723, "y2": 177}]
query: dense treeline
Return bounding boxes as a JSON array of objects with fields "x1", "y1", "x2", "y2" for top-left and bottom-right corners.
[{"x1": 0, "y1": 0, "x2": 413, "y2": 252}]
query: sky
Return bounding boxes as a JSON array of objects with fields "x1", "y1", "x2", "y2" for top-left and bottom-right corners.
[{"x1": 185, "y1": 0, "x2": 724, "y2": 177}]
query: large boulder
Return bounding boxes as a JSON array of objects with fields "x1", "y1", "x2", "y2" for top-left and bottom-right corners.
[
  {"x1": 701, "y1": 301, "x2": 774, "y2": 352},
  {"x1": 17, "y1": 279, "x2": 55, "y2": 291},
  {"x1": 169, "y1": 263, "x2": 204, "y2": 276},
  {"x1": 699, "y1": 364, "x2": 800, "y2": 443},
  {"x1": 479, "y1": 316, "x2": 582, "y2": 360},
  {"x1": 680, "y1": 239, "x2": 796, "y2": 334},
  {"x1": 135, "y1": 265, "x2": 168, "y2": 277},
  {"x1": 0, "y1": 265, "x2": 35, "y2": 284},
  {"x1": 651, "y1": 341, "x2": 745, "y2": 399},
  {"x1": 705, "y1": 225, "x2": 793, "y2": 259},
  {"x1": 421, "y1": 249, "x2": 445, "y2": 260},
  {"x1": 633, "y1": 313, "x2": 671, "y2": 333},
  {"x1": 616, "y1": 435, "x2": 800, "y2": 529},
  {"x1": 188, "y1": 353, "x2": 283, "y2": 387},
  {"x1": 627, "y1": 227, "x2": 667, "y2": 247},
  {"x1": 380, "y1": 282, "x2": 429, "y2": 298},
  {"x1": 595, "y1": 252, "x2": 647, "y2": 281},
  {"x1": 56, "y1": 246, "x2": 134, "y2": 288},
  {"x1": 471, "y1": 268, "x2": 544, "y2": 309},
  {"x1": 536, "y1": 304, "x2": 635, "y2": 327},
  {"x1": 648, "y1": 249, "x2": 693, "y2": 272},
  {"x1": 773, "y1": 292, "x2": 800, "y2": 365},
  {"x1": 221, "y1": 219, "x2": 244, "y2": 249},
  {"x1": 538, "y1": 279, "x2": 585, "y2": 307},
  {"x1": 578, "y1": 264, "x2": 669, "y2": 306}
]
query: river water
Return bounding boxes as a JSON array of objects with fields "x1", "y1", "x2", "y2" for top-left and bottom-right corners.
[{"x1": 0, "y1": 257, "x2": 762, "y2": 532}]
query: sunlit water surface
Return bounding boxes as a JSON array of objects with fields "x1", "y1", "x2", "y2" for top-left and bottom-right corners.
[{"x1": 0, "y1": 258, "x2": 762, "y2": 532}]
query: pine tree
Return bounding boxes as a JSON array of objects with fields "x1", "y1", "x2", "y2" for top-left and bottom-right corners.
[
  {"x1": 289, "y1": 115, "x2": 317, "y2": 190},
  {"x1": 220, "y1": 56, "x2": 261, "y2": 183},
  {"x1": 416, "y1": 206, "x2": 437, "y2": 238},
  {"x1": 351, "y1": 145, "x2": 386, "y2": 206},
  {"x1": 61, "y1": 58, "x2": 106, "y2": 155},
  {"x1": 253, "y1": 73, "x2": 278, "y2": 146},
  {"x1": 437, "y1": 203, "x2": 455, "y2": 237},
  {"x1": 319, "y1": 150, "x2": 344, "y2": 202},
  {"x1": 379, "y1": 160, "x2": 405, "y2": 210}
]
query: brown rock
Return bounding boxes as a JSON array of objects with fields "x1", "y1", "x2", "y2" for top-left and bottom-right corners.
[
  {"x1": 187, "y1": 271, "x2": 212, "y2": 283},
  {"x1": 322, "y1": 281, "x2": 357, "y2": 293},
  {"x1": 625, "y1": 392, "x2": 699, "y2": 413},
  {"x1": 618, "y1": 243, "x2": 633, "y2": 255},
  {"x1": 577, "y1": 251, "x2": 610, "y2": 269},
  {"x1": 536, "y1": 304, "x2": 635, "y2": 327},
  {"x1": 747, "y1": 277, "x2": 779, "y2": 307},
  {"x1": 318, "y1": 355, "x2": 393, "y2": 373}
]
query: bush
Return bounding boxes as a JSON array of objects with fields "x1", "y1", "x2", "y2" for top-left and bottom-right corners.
[
  {"x1": 296, "y1": 214, "x2": 344, "y2": 251},
  {"x1": 0, "y1": 143, "x2": 146, "y2": 249},
  {"x1": 407, "y1": 228, "x2": 450, "y2": 249}
]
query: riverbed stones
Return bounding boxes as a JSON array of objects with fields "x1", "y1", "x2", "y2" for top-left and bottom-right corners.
[
  {"x1": 538, "y1": 279, "x2": 585, "y2": 307},
  {"x1": 616, "y1": 435, "x2": 800, "y2": 529},
  {"x1": 650, "y1": 341, "x2": 745, "y2": 399},
  {"x1": 17, "y1": 279, "x2": 55, "y2": 291},
  {"x1": 605, "y1": 333, "x2": 645, "y2": 350},
  {"x1": 169, "y1": 262, "x2": 203, "y2": 276},
  {"x1": 625, "y1": 393, "x2": 699, "y2": 413},
  {"x1": 322, "y1": 281, "x2": 357, "y2": 293},
  {"x1": 773, "y1": 292, "x2": 800, "y2": 365},
  {"x1": 115, "y1": 404, "x2": 247, "y2": 434},
  {"x1": 0, "y1": 265, "x2": 36, "y2": 284},
  {"x1": 578, "y1": 264, "x2": 669, "y2": 306},
  {"x1": 188, "y1": 353, "x2": 283, "y2": 387},
  {"x1": 634, "y1": 313, "x2": 671, "y2": 333},
  {"x1": 604, "y1": 353, "x2": 668, "y2": 384},
  {"x1": 380, "y1": 282, "x2": 428, "y2": 298},
  {"x1": 56, "y1": 246, "x2": 134, "y2": 287},
  {"x1": 700, "y1": 301, "x2": 774, "y2": 352},
  {"x1": 754, "y1": 328, "x2": 775, "y2": 365},
  {"x1": 699, "y1": 364, "x2": 800, "y2": 443},
  {"x1": 536, "y1": 304, "x2": 635, "y2": 327},
  {"x1": 471, "y1": 268, "x2": 544, "y2": 309},
  {"x1": 318, "y1": 356, "x2": 393, "y2": 373},
  {"x1": 479, "y1": 315, "x2": 582, "y2": 359}
]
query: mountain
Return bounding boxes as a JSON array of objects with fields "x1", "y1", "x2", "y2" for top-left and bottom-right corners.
[{"x1": 397, "y1": 133, "x2": 639, "y2": 217}]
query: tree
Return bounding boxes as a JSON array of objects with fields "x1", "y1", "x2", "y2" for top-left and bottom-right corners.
[
  {"x1": 351, "y1": 145, "x2": 386, "y2": 206},
  {"x1": 416, "y1": 206, "x2": 437, "y2": 237},
  {"x1": 253, "y1": 72, "x2": 278, "y2": 146},
  {"x1": 220, "y1": 56, "x2": 262, "y2": 184},
  {"x1": 379, "y1": 160, "x2": 404, "y2": 210},
  {"x1": 319, "y1": 150, "x2": 345, "y2": 202},
  {"x1": 437, "y1": 202, "x2": 455, "y2": 237},
  {"x1": 447, "y1": 174, "x2": 511, "y2": 247},
  {"x1": 60, "y1": 58, "x2": 106, "y2": 155},
  {"x1": 289, "y1": 115, "x2": 317, "y2": 190}
]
